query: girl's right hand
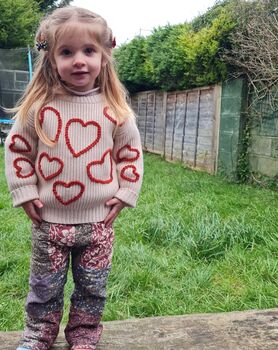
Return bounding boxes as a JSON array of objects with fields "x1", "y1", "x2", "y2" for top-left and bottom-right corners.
[{"x1": 22, "y1": 199, "x2": 44, "y2": 227}]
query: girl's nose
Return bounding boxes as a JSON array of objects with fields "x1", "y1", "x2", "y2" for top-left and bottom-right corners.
[{"x1": 73, "y1": 53, "x2": 85, "y2": 67}]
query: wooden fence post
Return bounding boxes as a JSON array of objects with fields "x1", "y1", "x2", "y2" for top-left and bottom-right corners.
[
  {"x1": 152, "y1": 92, "x2": 156, "y2": 151},
  {"x1": 212, "y1": 84, "x2": 222, "y2": 174},
  {"x1": 181, "y1": 92, "x2": 188, "y2": 162},
  {"x1": 162, "y1": 92, "x2": 167, "y2": 157},
  {"x1": 193, "y1": 89, "x2": 201, "y2": 167},
  {"x1": 144, "y1": 93, "x2": 148, "y2": 149},
  {"x1": 171, "y1": 93, "x2": 177, "y2": 160}
]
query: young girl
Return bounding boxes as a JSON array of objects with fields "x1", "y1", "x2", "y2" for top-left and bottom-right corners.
[{"x1": 5, "y1": 6, "x2": 143, "y2": 350}]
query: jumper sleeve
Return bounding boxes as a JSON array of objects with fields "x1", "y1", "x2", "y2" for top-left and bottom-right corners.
[
  {"x1": 112, "y1": 117, "x2": 143, "y2": 207},
  {"x1": 4, "y1": 112, "x2": 39, "y2": 207}
]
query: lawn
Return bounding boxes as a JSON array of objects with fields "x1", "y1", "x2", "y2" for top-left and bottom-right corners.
[{"x1": 0, "y1": 146, "x2": 277, "y2": 330}]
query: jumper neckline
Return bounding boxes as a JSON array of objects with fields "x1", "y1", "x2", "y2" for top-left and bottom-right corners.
[
  {"x1": 56, "y1": 84, "x2": 104, "y2": 103},
  {"x1": 62, "y1": 84, "x2": 100, "y2": 96}
]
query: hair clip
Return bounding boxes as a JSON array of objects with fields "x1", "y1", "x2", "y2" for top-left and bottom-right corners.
[
  {"x1": 36, "y1": 33, "x2": 48, "y2": 51},
  {"x1": 112, "y1": 37, "x2": 116, "y2": 48},
  {"x1": 36, "y1": 40, "x2": 48, "y2": 51}
]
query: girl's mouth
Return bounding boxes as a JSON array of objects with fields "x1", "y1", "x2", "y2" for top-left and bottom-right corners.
[{"x1": 71, "y1": 72, "x2": 89, "y2": 75}]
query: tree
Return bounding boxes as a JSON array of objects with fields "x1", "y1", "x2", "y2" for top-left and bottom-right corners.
[
  {"x1": 34, "y1": 0, "x2": 72, "y2": 12},
  {"x1": 191, "y1": 0, "x2": 233, "y2": 31},
  {"x1": 146, "y1": 24, "x2": 190, "y2": 91},
  {"x1": 181, "y1": 8, "x2": 235, "y2": 88},
  {"x1": 224, "y1": 0, "x2": 278, "y2": 107},
  {"x1": 114, "y1": 36, "x2": 155, "y2": 92},
  {"x1": 113, "y1": 0, "x2": 238, "y2": 93},
  {"x1": 0, "y1": 0, "x2": 41, "y2": 49}
]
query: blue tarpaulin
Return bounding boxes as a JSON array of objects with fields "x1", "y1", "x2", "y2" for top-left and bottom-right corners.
[
  {"x1": 0, "y1": 119, "x2": 14, "y2": 125},
  {"x1": 0, "y1": 119, "x2": 14, "y2": 144}
]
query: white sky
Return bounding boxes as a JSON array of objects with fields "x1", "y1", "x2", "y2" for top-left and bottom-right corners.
[{"x1": 72, "y1": 0, "x2": 217, "y2": 45}]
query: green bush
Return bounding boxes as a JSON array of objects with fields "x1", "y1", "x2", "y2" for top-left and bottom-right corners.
[
  {"x1": 113, "y1": 36, "x2": 155, "y2": 93},
  {"x1": 145, "y1": 24, "x2": 190, "y2": 91},
  {"x1": 114, "y1": 0, "x2": 237, "y2": 92},
  {"x1": 0, "y1": 0, "x2": 41, "y2": 48}
]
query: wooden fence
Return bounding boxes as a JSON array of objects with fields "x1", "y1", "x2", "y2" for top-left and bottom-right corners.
[{"x1": 130, "y1": 85, "x2": 221, "y2": 174}]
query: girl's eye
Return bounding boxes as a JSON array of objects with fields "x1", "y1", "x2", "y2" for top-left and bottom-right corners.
[
  {"x1": 84, "y1": 47, "x2": 94, "y2": 54},
  {"x1": 61, "y1": 49, "x2": 71, "y2": 56}
]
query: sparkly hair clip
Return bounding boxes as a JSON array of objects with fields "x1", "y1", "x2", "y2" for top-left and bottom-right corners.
[
  {"x1": 36, "y1": 40, "x2": 48, "y2": 51},
  {"x1": 36, "y1": 33, "x2": 48, "y2": 51},
  {"x1": 112, "y1": 37, "x2": 116, "y2": 48}
]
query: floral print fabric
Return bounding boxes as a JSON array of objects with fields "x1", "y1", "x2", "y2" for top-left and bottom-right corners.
[{"x1": 19, "y1": 221, "x2": 114, "y2": 350}]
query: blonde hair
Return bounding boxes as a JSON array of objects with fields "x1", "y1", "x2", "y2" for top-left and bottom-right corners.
[{"x1": 13, "y1": 6, "x2": 133, "y2": 146}]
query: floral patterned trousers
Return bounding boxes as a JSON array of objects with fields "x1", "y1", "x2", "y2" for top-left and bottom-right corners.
[{"x1": 18, "y1": 221, "x2": 114, "y2": 350}]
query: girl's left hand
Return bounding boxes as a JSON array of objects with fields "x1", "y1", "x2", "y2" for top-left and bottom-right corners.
[{"x1": 104, "y1": 197, "x2": 126, "y2": 227}]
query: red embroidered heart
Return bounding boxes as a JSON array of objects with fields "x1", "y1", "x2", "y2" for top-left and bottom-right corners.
[
  {"x1": 13, "y1": 157, "x2": 35, "y2": 179},
  {"x1": 9, "y1": 134, "x2": 31, "y2": 153},
  {"x1": 39, "y1": 106, "x2": 62, "y2": 143},
  {"x1": 38, "y1": 152, "x2": 64, "y2": 181},
  {"x1": 120, "y1": 165, "x2": 140, "y2": 183},
  {"x1": 87, "y1": 149, "x2": 113, "y2": 184},
  {"x1": 53, "y1": 181, "x2": 85, "y2": 205},
  {"x1": 103, "y1": 106, "x2": 124, "y2": 127},
  {"x1": 103, "y1": 106, "x2": 117, "y2": 125},
  {"x1": 65, "y1": 118, "x2": 101, "y2": 157},
  {"x1": 116, "y1": 144, "x2": 140, "y2": 163}
]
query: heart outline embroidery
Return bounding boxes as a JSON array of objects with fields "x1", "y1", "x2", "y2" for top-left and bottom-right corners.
[
  {"x1": 103, "y1": 106, "x2": 117, "y2": 125},
  {"x1": 116, "y1": 144, "x2": 140, "y2": 163},
  {"x1": 86, "y1": 149, "x2": 113, "y2": 184},
  {"x1": 120, "y1": 165, "x2": 140, "y2": 183},
  {"x1": 65, "y1": 118, "x2": 101, "y2": 157},
  {"x1": 103, "y1": 106, "x2": 124, "y2": 127},
  {"x1": 14, "y1": 157, "x2": 35, "y2": 179},
  {"x1": 53, "y1": 181, "x2": 85, "y2": 205},
  {"x1": 38, "y1": 152, "x2": 64, "y2": 181},
  {"x1": 9, "y1": 134, "x2": 32, "y2": 153},
  {"x1": 39, "y1": 106, "x2": 62, "y2": 143}
]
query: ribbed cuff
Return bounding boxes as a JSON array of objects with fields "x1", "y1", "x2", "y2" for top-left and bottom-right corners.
[
  {"x1": 11, "y1": 185, "x2": 39, "y2": 207},
  {"x1": 114, "y1": 188, "x2": 138, "y2": 208}
]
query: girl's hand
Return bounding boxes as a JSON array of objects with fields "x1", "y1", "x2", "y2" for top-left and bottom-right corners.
[
  {"x1": 104, "y1": 198, "x2": 126, "y2": 227},
  {"x1": 22, "y1": 199, "x2": 43, "y2": 227}
]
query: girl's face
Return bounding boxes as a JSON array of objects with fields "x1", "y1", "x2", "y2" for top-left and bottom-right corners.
[{"x1": 53, "y1": 22, "x2": 106, "y2": 92}]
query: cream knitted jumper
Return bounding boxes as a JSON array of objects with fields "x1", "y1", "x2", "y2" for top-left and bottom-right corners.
[{"x1": 5, "y1": 89, "x2": 143, "y2": 224}]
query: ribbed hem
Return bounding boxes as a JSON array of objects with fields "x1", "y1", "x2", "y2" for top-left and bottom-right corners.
[
  {"x1": 11, "y1": 185, "x2": 39, "y2": 207},
  {"x1": 114, "y1": 188, "x2": 138, "y2": 208},
  {"x1": 40, "y1": 205, "x2": 111, "y2": 224},
  {"x1": 16, "y1": 348, "x2": 31, "y2": 350}
]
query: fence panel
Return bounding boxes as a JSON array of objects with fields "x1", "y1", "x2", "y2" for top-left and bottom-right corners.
[
  {"x1": 153, "y1": 92, "x2": 165, "y2": 154},
  {"x1": 132, "y1": 85, "x2": 221, "y2": 174}
]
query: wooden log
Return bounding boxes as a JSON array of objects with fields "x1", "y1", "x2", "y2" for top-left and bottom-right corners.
[{"x1": 1, "y1": 308, "x2": 278, "y2": 349}]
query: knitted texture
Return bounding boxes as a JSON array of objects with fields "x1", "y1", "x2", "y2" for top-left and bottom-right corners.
[{"x1": 5, "y1": 92, "x2": 143, "y2": 224}]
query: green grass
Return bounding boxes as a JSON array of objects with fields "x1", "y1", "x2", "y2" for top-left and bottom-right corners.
[{"x1": 0, "y1": 146, "x2": 277, "y2": 330}]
